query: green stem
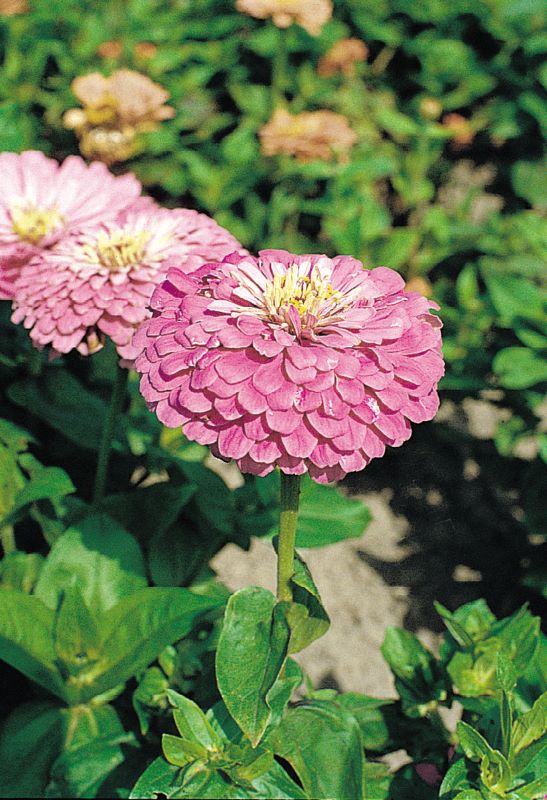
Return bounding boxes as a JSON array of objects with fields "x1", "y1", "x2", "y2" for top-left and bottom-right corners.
[
  {"x1": 1, "y1": 525, "x2": 16, "y2": 555},
  {"x1": 276, "y1": 472, "x2": 301, "y2": 602},
  {"x1": 92, "y1": 364, "x2": 128, "y2": 506}
]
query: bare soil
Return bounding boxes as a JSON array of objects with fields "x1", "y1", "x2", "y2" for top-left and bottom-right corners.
[{"x1": 212, "y1": 400, "x2": 535, "y2": 698}]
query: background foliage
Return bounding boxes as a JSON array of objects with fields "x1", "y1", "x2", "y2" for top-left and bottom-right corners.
[{"x1": 0, "y1": 0, "x2": 545, "y2": 797}]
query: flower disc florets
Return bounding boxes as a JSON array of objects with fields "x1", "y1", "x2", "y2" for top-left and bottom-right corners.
[
  {"x1": 0, "y1": 150, "x2": 142, "y2": 299},
  {"x1": 135, "y1": 250, "x2": 444, "y2": 483},
  {"x1": 11, "y1": 208, "x2": 245, "y2": 362}
]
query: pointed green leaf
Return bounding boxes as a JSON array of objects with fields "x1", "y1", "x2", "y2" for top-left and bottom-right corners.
[
  {"x1": 80, "y1": 588, "x2": 222, "y2": 703},
  {"x1": 167, "y1": 691, "x2": 222, "y2": 751},
  {"x1": 216, "y1": 587, "x2": 290, "y2": 746},
  {"x1": 512, "y1": 693, "x2": 547, "y2": 754},
  {"x1": 271, "y1": 699, "x2": 363, "y2": 800},
  {"x1": 0, "y1": 590, "x2": 65, "y2": 700},
  {"x1": 162, "y1": 733, "x2": 206, "y2": 767},
  {"x1": 34, "y1": 514, "x2": 147, "y2": 613},
  {"x1": 0, "y1": 702, "x2": 63, "y2": 798}
]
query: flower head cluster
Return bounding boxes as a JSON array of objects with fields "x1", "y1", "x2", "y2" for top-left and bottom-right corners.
[
  {"x1": 0, "y1": 0, "x2": 28, "y2": 15},
  {"x1": 11, "y1": 208, "x2": 244, "y2": 362},
  {"x1": 64, "y1": 69, "x2": 175, "y2": 164},
  {"x1": 134, "y1": 250, "x2": 444, "y2": 483},
  {"x1": 236, "y1": 0, "x2": 332, "y2": 36},
  {"x1": 0, "y1": 150, "x2": 141, "y2": 299},
  {"x1": 318, "y1": 38, "x2": 369, "y2": 77},
  {"x1": 259, "y1": 108, "x2": 357, "y2": 162}
]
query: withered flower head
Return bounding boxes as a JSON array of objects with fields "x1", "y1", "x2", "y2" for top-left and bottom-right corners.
[
  {"x1": 71, "y1": 69, "x2": 174, "y2": 128},
  {"x1": 96, "y1": 40, "x2": 123, "y2": 60},
  {"x1": 134, "y1": 42, "x2": 158, "y2": 61},
  {"x1": 318, "y1": 38, "x2": 368, "y2": 77},
  {"x1": 405, "y1": 276, "x2": 433, "y2": 298},
  {"x1": 442, "y1": 113, "x2": 474, "y2": 148},
  {"x1": 419, "y1": 97, "x2": 442, "y2": 121},
  {"x1": 259, "y1": 107, "x2": 357, "y2": 162},
  {"x1": 236, "y1": 0, "x2": 332, "y2": 37},
  {"x1": 0, "y1": 0, "x2": 28, "y2": 15},
  {"x1": 64, "y1": 70, "x2": 175, "y2": 164}
]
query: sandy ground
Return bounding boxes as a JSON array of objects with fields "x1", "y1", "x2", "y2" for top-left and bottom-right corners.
[
  {"x1": 211, "y1": 398, "x2": 535, "y2": 699},
  {"x1": 212, "y1": 492, "x2": 422, "y2": 697}
]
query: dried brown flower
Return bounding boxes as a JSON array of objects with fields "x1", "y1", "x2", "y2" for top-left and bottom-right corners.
[
  {"x1": 442, "y1": 113, "x2": 474, "y2": 148},
  {"x1": 236, "y1": 0, "x2": 332, "y2": 37},
  {"x1": 318, "y1": 38, "x2": 368, "y2": 77},
  {"x1": 96, "y1": 40, "x2": 123, "y2": 60},
  {"x1": 64, "y1": 69, "x2": 175, "y2": 164},
  {"x1": 405, "y1": 276, "x2": 433, "y2": 298},
  {"x1": 259, "y1": 107, "x2": 357, "y2": 162},
  {"x1": 419, "y1": 97, "x2": 442, "y2": 121},
  {"x1": 71, "y1": 70, "x2": 174, "y2": 128},
  {"x1": 0, "y1": 0, "x2": 28, "y2": 15},
  {"x1": 134, "y1": 42, "x2": 158, "y2": 61}
]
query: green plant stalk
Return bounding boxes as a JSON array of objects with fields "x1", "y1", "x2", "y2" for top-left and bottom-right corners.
[
  {"x1": 277, "y1": 472, "x2": 301, "y2": 602},
  {"x1": 0, "y1": 525, "x2": 15, "y2": 555},
  {"x1": 92, "y1": 364, "x2": 128, "y2": 505}
]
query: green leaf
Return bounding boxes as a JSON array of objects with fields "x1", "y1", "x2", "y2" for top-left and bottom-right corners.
[
  {"x1": 381, "y1": 627, "x2": 447, "y2": 716},
  {"x1": 34, "y1": 514, "x2": 147, "y2": 613},
  {"x1": 129, "y1": 757, "x2": 182, "y2": 799},
  {"x1": 0, "y1": 465, "x2": 75, "y2": 528},
  {"x1": 515, "y1": 774, "x2": 547, "y2": 799},
  {"x1": 7, "y1": 371, "x2": 126, "y2": 451},
  {"x1": 0, "y1": 551, "x2": 44, "y2": 593},
  {"x1": 457, "y1": 721, "x2": 512, "y2": 794},
  {"x1": 216, "y1": 587, "x2": 290, "y2": 746},
  {"x1": 493, "y1": 348, "x2": 547, "y2": 390},
  {"x1": 337, "y1": 693, "x2": 397, "y2": 752},
  {"x1": 436, "y1": 601, "x2": 475, "y2": 649},
  {"x1": 0, "y1": 702, "x2": 63, "y2": 798},
  {"x1": 167, "y1": 690, "x2": 222, "y2": 751},
  {"x1": 496, "y1": 652, "x2": 518, "y2": 692},
  {"x1": 482, "y1": 270, "x2": 544, "y2": 325},
  {"x1": 162, "y1": 733, "x2": 207, "y2": 767},
  {"x1": 271, "y1": 699, "x2": 363, "y2": 800},
  {"x1": 512, "y1": 693, "x2": 547, "y2": 754},
  {"x1": 54, "y1": 586, "x2": 101, "y2": 684},
  {"x1": 268, "y1": 477, "x2": 371, "y2": 547},
  {"x1": 0, "y1": 590, "x2": 65, "y2": 700},
  {"x1": 282, "y1": 548, "x2": 330, "y2": 653},
  {"x1": 512, "y1": 160, "x2": 547, "y2": 208},
  {"x1": 81, "y1": 588, "x2": 223, "y2": 703},
  {"x1": 132, "y1": 667, "x2": 170, "y2": 736}
]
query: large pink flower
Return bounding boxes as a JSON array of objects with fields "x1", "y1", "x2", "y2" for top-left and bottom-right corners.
[
  {"x1": 0, "y1": 150, "x2": 141, "y2": 299},
  {"x1": 11, "y1": 207, "x2": 244, "y2": 362},
  {"x1": 134, "y1": 250, "x2": 444, "y2": 483}
]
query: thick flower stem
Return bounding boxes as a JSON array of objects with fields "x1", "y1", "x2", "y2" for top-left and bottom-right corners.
[
  {"x1": 92, "y1": 364, "x2": 128, "y2": 506},
  {"x1": 277, "y1": 472, "x2": 301, "y2": 602}
]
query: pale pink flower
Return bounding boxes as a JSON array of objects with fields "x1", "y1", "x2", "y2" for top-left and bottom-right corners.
[
  {"x1": 0, "y1": 151, "x2": 141, "y2": 300},
  {"x1": 134, "y1": 250, "x2": 444, "y2": 483},
  {"x1": 11, "y1": 208, "x2": 244, "y2": 363}
]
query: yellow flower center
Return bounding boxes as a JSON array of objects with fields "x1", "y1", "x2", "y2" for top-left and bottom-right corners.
[
  {"x1": 82, "y1": 229, "x2": 152, "y2": 271},
  {"x1": 11, "y1": 205, "x2": 64, "y2": 245},
  {"x1": 263, "y1": 263, "x2": 343, "y2": 321}
]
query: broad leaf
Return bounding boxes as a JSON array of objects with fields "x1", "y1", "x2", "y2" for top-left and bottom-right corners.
[
  {"x1": 81, "y1": 588, "x2": 222, "y2": 703},
  {"x1": 0, "y1": 590, "x2": 65, "y2": 699},
  {"x1": 277, "y1": 546, "x2": 330, "y2": 654},
  {"x1": 512, "y1": 693, "x2": 547, "y2": 754},
  {"x1": 0, "y1": 702, "x2": 62, "y2": 798},
  {"x1": 271, "y1": 699, "x2": 363, "y2": 800},
  {"x1": 216, "y1": 587, "x2": 290, "y2": 746},
  {"x1": 34, "y1": 514, "x2": 147, "y2": 613}
]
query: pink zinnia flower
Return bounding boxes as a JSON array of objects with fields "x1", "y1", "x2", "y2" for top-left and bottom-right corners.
[
  {"x1": 134, "y1": 250, "x2": 444, "y2": 483},
  {"x1": 11, "y1": 208, "x2": 244, "y2": 362},
  {"x1": 0, "y1": 150, "x2": 141, "y2": 299}
]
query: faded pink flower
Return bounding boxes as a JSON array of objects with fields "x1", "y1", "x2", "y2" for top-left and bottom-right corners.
[
  {"x1": 11, "y1": 208, "x2": 244, "y2": 363},
  {"x1": 134, "y1": 250, "x2": 444, "y2": 483},
  {"x1": 0, "y1": 151, "x2": 141, "y2": 300}
]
